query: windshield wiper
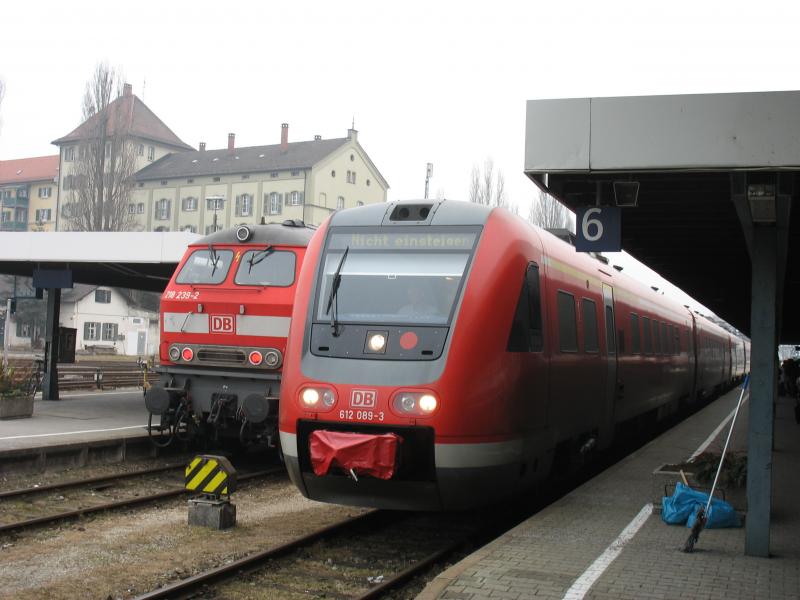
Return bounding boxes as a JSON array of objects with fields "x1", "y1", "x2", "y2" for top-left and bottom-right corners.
[
  {"x1": 325, "y1": 246, "x2": 349, "y2": 337},
  {"x1": 208, "y1": 243, "x2": 220, "y2": 277},
  {"x1": 248, "y1": 245, "x2": 274, "y2": 273}
]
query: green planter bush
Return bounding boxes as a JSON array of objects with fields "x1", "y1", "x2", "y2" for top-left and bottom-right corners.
[{"x1": 0, "y1": 363, "x2": 34, "y2": 419}]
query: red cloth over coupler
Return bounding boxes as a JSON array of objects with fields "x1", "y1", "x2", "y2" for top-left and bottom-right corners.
[{"x1": 309, "y1": 430, "x2": 402, "y2": 480}]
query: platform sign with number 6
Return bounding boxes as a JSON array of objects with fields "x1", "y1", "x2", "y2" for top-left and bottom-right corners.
[{"x1": 575, "y1": 206, "x2": 621, "y2": 252}]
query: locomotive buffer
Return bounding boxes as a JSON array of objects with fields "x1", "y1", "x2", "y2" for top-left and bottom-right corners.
[{"x1": 185, "y1": 455, "x2": 237, "y2": 530}]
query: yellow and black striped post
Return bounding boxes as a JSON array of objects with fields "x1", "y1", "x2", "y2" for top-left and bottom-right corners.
[{"x1": 185, "y1": 455, "x2": 237, "y2": 498}]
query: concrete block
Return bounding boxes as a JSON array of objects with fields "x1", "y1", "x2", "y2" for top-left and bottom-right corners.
[{"x1": 188, "y1": 497, "x2": 236, "y2": 530}]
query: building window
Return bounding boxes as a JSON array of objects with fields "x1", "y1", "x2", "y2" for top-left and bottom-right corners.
[
  {"x1": 95, "y1": 289, "x2": 111, "y2": 303},
  {"x1": 331, "y1": 170, "x2": 336, "y2": 178},
  {"x1": 187, "y1": 178, "x2": 194, "y2": 183},
  {"x1": 213, "y1": 176, "x2": 220, "y2": 182},
  {"x1": 350, "y1": 153, "x2": 355, "y2": 161},
  {"x1": 346, "y1": 170, "x2": 351, "y2": 183},
  {"x1": 160, "y1": 180, "x2": 168, "y2": 186},
  {"x1": 291, "y1": 170, "x2": 300, "y2": 176},
  {"x1": 61, "y1": 203, "x2": 75, "y2": 218},
  {"x1": 155, "y1": 198, "x2": 171, "y2": 220},
  {"x1": 137, "y1": 144, "x2": 144, "y2": 156},
  {"x1": 289, "y1": 191, "x2": 302, "y2": 206},
  {"x1": 1, "y1": 212, "x2": 9, "y2": 223},
  {"x1": 147, "y1": 146, "x2": 155, "y2": 161},
  {"x1": 154, "y1": 226, "x2": 170, "y2": 232},
  {"x1": 63, "y1": 175, "x2": 72, "y2": 191},
  {"x1": 242, "y1": 174, "x2": 250, "y2": 179},
  {"x1": 84, "y1": 321, "x2": 101, "y2": 341},
  {"x1": 205, "y1": 224, "x2": 221, "y2": 234},
  {"x1": 182, "y1": 225, "x2": 197, "y2": 233},
  {"x1": 35, "y1": 209, "x2": 52, "y2": 222},
  {"x1": 356, "y1": 201, "x2": 364, "y2": 206},
  {"x1": 336, "y1": 196, "x2": 344, "y2": 210},
  {"x1": 206, "y1": 197, "x2": 224, "y2": 211},
  {"x1": 319, "y1": 192, "x2": 327, "y2": 206},
  {"x1": 128, "y1": 204, "x2": 137, "y2": 214},
  {"x1": 366, "y1": 179, "x2": 371, "y2": 186},
  {"x1": 16, "y1": 321, "x2": 32, "y2": 338},
  {"x1": 38, "y1": 187, "x2": 52, "y2": 198},
  {"x1": 236, "y1": 194, "x2": 253, "y2": 217},
  {"x1": 268, "y1": 192, "x2": 281, "y2": 215},
  {"x1": 271, "y1": 172, "x2": 279, "y2": 178},
  {"x1": 182, "y1": 197, "x2": 198, "y2": 211},
  {"x1": 137, "y1": 203, "x2": 145, "y2": 214},
  {"x1": 64, "y1": 146, "x2": 74, "y2": 162},
  {"x1": 1, "y1": 190, "x2": 11, "y2": 200},
  {"x1": 102, "y1": 323, "x2": 118, "y2": 341}
]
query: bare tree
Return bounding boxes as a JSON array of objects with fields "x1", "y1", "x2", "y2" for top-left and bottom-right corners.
[
  {"x1": 63, "y1": 63, "x2": 137, "y2": 231},
  {"x1": 529, "y1": 188, "x2": 570, "y2": 230},
  {"x1": 468, "y1": 158, "x2": 508, "y2": 208}
]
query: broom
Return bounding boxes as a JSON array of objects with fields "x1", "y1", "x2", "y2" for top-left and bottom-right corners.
[{"x1": 683, "y1": 374, "x2": 750, "y2": 553}]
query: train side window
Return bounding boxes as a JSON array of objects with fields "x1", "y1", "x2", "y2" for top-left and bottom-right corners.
[
  {"x1": 526, "y1": 264, "x2": 543, "y2": 351},
  {"x1": 557, "y1": 291, "x2": 578, "y2": 353},
  {"x1": 630, "y1": 313, "x2": 641, "y2": 354},
  {"x1": 652, "y1": 320, "x2": 660, "y2": 355},
  {"x1": 661, "y1": 323, "x2": 669, "y2": 355},
  {"x1": 605, "y1": 306, "x2": 616, "y2": 355},
  {"x1": 673, "y1": 326, "x2": 679, "y2": 355},
  {"x1": 642, "y1": 316, "x2": 652, "y2": 354},
  {"x1": 506, "y1": 263, "x2": 543, "y2": 353},
  {"x1": 582, "y1": 298, "x2": 599, "y2": 353}
]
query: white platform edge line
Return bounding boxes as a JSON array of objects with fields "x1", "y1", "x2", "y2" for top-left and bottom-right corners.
[
  {"x1": 689, "y1": 391, "x2": 750, "y2": 461},
  {"x1": 562, "y1": 503, "x2": 653, "y2": 600},
  {"x1": 0, "y1": 425, "x2": 147, "y2": 441}
]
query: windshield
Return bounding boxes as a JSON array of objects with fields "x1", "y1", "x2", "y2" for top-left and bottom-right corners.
[
  {"x1": 234, "y1": 250, "x2": 296, "y2": 286},
  {"x1": 175, "y1": 249, "x2": 234, "y2": 285},
  {"x1": 316, "y1": 229, "x2": 479, "y2": 326}
]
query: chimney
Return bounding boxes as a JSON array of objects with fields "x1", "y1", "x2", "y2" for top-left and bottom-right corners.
[
  {"x1": 314, "y1": 135, "x2": 322, "y2": 141},
  {"x1": 123, "y1": 83, "x2": 133, "y2": 97},
  {"x1": 281, "y1": 123, "x2": 289, "y2": 151},
  {"x1": 228, "y1": 133, "x2": 235, "y2": 153},
  {"x1": 199, "y1": 142, "x2": 206, "y2": 152},
  {"x1": 347, "y1": 127, "x2": 358, "y2": 142}
]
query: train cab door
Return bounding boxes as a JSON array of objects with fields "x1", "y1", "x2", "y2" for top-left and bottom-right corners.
[{"x1": 599, "y1": 283, "x2": 617, "y2": 449}]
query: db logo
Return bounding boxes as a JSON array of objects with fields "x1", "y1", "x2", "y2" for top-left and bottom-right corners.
[
  {"x1": 210, "y1": 315, "x2": 235, "y2": 334},
  {"x1": 350, "y1": 389, "x2": 377, "y2": 408}
]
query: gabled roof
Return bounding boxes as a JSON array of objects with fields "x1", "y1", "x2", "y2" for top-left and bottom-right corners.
[
  {"x1": 134, "y1": 138, "x2": 350, "y2": 181},
  {"x1": 52, "y1": 93, "x2": 193, "y2": 151},
  {"x1": 0, "y1": 155, "x2": 59, "y2": 185}
]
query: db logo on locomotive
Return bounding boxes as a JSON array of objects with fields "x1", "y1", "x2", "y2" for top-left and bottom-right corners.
[
  {"x1": 210, "y1": 315, "x2": 235, "y2": 334},
  {"x1": 350, "y1": 389, "x2": 377, "y2": 408}
]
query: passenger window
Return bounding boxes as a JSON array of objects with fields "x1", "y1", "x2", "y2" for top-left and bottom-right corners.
[
  {"x1": 642, "y1": 316, "x2": 652, "y2": 354},
  {"x1": 582, "y1": 298, "x2": 599, "y2": 353},
  {"x1": 652, "y1": 320, "x2": 660, "y2": 355},
  {"x1": 661, "y1": 323, "x2": 668, "y2": 355},
  {"x1": 506, "y1": 263, "x2": 543, "y2": 353},
  {"x1": 630, "y1": 313, "x2": 641, "y2": 354},
  {"x1": 605, "y1": 306, "x2": 616, "y2": 355},
  {"x1": 527, "y1": 264, "x2": 543, "y2": 351},
  {"x1": 557, "y1": 291, "x2": 578, "y2": 352},
  {"x1": 675, "y1": 328, "x2": 681, "y2": 355}
]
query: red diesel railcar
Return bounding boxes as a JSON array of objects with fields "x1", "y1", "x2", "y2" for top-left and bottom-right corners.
[
  {"x1": 145, "y1": 221, "x2": 314, "y2": 448},
  {"x1": 278, "y1": 201, "x2": 747, "y2": 510}
]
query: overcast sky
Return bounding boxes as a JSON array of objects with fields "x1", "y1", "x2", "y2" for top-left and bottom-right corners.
[{"x1": 0, "y1": 0, "x2": 797, "y2": 320}]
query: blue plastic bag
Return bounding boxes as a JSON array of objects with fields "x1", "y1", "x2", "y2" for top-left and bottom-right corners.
[{"x1": 661, "y1": 482, "x2": 741, "y2": 528}]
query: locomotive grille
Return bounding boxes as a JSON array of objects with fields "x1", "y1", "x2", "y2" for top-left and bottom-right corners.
[{"x1": 197, "y1": 348, "x2": 247, "y2": 364}]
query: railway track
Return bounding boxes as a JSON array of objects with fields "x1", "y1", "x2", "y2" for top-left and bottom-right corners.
[
  {"x1": 133, "y1": 508, "x2": 499, "y2": 600},
  {"x1": 0, "y1": 463, "x2": 283, "y2": 536}
]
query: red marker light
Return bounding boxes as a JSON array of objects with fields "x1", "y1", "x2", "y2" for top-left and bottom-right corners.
[
  {"x1": 248, "y1": 350, "x2": 263, "y2": 365},
  {"x1": 181, "y1": 347, "x2": 194, "y2": 361},
  {"x1": 399, "y1": 331, "x2": 418, "y2": 350}
]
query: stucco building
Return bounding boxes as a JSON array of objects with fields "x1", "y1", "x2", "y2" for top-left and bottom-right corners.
[{"x1": 0, "y1": 155, "x2": 59, "y2": 231}]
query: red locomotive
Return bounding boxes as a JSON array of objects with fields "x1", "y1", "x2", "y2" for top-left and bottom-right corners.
[
  {"x1": 145, "y1": 221, "x2": 314, "y2": 448},
  {"x1": 278, "y1": 200, "x2": 749, "y2": 510}
]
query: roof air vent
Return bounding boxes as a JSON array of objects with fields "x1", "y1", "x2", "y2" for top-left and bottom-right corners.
[{"x1": 389, "y1": 204, "x2": 432, "y2": 222}]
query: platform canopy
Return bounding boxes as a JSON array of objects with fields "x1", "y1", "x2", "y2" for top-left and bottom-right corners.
[
  {"x1": 0, "y1": 231, "x2": 200, "y2": 292},
  {"x1": 524, "y1": 91, "x2": 800, "y2": 342}
]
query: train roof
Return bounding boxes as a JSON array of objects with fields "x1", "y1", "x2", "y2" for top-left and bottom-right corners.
[
  {"x1": 195, "y1": 220, "x2": 315, "y2": 247},
  {"x1": 329, "y1": 200, "x2": 492, "y2": 227}
]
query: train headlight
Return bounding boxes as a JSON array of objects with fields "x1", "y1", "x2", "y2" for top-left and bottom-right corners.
[
  {"x1": 263, "y1": 350, "x2": 281, "y2": 368},
  {"x1": 248, "y1": 350, "x2": 263, "y2": 365},
  {"x1": 391, "y1": 391, "x2": 439, "y2": 416},
  {"x1": 299, "y1": 386, "x2": 337, "y2": 411},
  {"x1": 168, "y1": 346, "x2": 181, "y2": 362},
  {"x1": 365, "y1": 330, "x2": 388, "y2": 354},
  {"x1": 181, "y1": 347, "x2": 194, "y2": 361}
]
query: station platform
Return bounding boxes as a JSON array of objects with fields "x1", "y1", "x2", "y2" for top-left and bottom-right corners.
[
  {"x1": 0, "y1": 389, "x2": 154, "y2": 474},
  {"x1": 419, "y1": 387, "x2": 800, "y2": 600}
]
